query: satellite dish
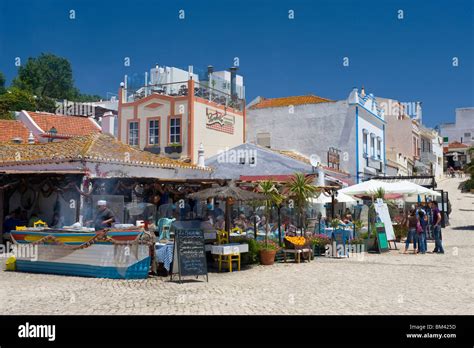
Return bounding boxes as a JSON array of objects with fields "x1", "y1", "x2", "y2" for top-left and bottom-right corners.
[{"x1": 310, "y1": 154, "x2": 321, "y2": 167}]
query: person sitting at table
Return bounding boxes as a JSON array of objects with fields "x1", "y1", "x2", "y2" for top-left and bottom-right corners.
[
  {"x1": 343, "y1": 209, "x2": 353, "y2": 223},
  {"x1": 200, "y1": 215, "x2": 214, "y2": 231},
  {"x1": 233, "y1": 213, "x2": 249, "y2": 231},
  {"x1": 214, "y1": 215, "x2": 225, "y2": 231}
]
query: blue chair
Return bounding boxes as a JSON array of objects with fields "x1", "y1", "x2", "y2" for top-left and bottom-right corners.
[{"x1": 156, "y1": 218, "x2": 175, "y2": 240}]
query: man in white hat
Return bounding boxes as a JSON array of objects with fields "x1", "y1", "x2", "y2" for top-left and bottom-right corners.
[{"x1": 93, "y1": 200, "x2": 115, "y2": 231}]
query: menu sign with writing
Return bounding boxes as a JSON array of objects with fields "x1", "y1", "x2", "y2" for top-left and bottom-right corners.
[{"x1": 170, "y1": 221, "x2": 208, "y2": 283}]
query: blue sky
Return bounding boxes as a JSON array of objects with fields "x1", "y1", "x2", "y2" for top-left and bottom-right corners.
[{"x1": 0, "y1": 0, "x2": 472, "y2": 127}]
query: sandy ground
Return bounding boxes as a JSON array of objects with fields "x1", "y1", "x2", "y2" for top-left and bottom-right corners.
[{"x1": 0, "y1": 177, "x2": 473, "y2": 315}]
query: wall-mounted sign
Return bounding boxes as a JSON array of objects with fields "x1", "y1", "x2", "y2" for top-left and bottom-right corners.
[
  {"x1": 206, "y1": 107, "x2": 235, "y2": 134},
  {"x1": 327, "y1": 147, "x2": 340, "y2": 170}
]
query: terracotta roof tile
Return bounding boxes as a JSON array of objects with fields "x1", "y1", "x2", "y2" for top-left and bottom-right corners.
[
  {"x1": 27, "y1": 111, "x2": 101, "y2": 137},
  {"x1": 0, "y1": 120, "x2": 34, "y2": 143},
  {"x1": 448, "y1": 141, "x2": 469, "y2": 149},
  {"x1": 249, "y1": 95, "x2": 333, "y2": 109},
  {"x1": 0, "y1": 133, "x2": 211, "y2": 171}
]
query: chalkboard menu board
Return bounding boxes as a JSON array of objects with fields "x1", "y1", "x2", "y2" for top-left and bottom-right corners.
[
  {"x1": 375, "y1": 223, "x2": 389, "y2": 253},
  {"x1": 170, "y1": 221, "x2": 208, "y2": 283}
]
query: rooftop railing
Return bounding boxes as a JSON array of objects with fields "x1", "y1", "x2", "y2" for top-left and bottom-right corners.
[{"x1": 124, "y1": 80, "x2": 245, "y2": 112}]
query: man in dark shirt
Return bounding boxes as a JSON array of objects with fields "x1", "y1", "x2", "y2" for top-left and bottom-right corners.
[
  {"x1": 429, "y1": 201, "x2": 444, "y2": 254},
  {"x1": 93, "y1": 200, "x2": 115, "y2": 231}
]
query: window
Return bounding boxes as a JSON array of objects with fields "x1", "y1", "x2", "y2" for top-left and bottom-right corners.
[
  {"x1": 464, "y1": 132, "x2": 471, "y2": 138},
  {"x1": 363, "y1": 130, "x2": 368, "y2": 155},
  {"x1": 370, "y1": 134, "x2": 375, "y2": 157},
  {"x1": 148, "y1": 119, "x2": 159, "y2": 145},
  {"x1": 169, "y1": 117, "x2": 181, "y2": 144},
  {"x1": 128, "y1": 121, "x2": 139, "y2": 146},
  {"x1": 377, "y1": 139, "x2": 381, "y2": 159},
  {"x1": 257, "y1": 132, "x2": 271, "y2": 148}
]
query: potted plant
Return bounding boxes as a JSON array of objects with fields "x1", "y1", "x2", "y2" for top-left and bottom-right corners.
[
  {"x1": 164, "y1": 143, "x2": 182, "y2": 154},
  {"x1": 310, "y1": 234, "x2": 331, "y2": 256},
  {"x1": 257, "y1": 180, "x2": 284, "y2": 264},
  {"x1": 353, "y1": 219, "x2": 364, "y2": 238},
  {"x1": 284, "y1": 173, "x2": 318, "y2": 236},
  {"x1": 330, "y1": 218, "x2": 341, "y2": 229},
  {"x1": 257, "y1": 240, "x2": 280, "y2": 265}
]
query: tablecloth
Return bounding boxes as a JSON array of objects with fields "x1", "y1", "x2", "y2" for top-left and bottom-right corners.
[{"x1": 155, "y1": 243, "x2": 174, "y2": 271}]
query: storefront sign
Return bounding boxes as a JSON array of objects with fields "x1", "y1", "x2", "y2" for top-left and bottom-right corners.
[
  {"x1": 206, "y1": 107, "x2": 235, "y2": 134},
  {"x1": 327, "y1": 147, "x2": 340, "y2": 170},
  {"x1": 375, "y1": 223, "x2": 389, "y2": 252},
  {"x1": 374, "y1": 202, "x2": 395, "y2": 241}
]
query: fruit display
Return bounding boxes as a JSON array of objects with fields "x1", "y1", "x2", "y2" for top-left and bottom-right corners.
[{"x1": 284, "y1": 236, "x2": 306, "y2": 246}]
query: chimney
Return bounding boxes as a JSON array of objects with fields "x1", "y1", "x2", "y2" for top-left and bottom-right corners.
[
  {"x1": 316, "y1": 165, "x2": 325, "y2": 186},
  {"x1": 347, "y1": 87, "x2": 359, "y2": 105},
  {"x1": 102, "y1": 111, "x2": 115, "y2": 136},
  {"x1": 28, "y1": 131, "x2": 35, "y2": 144},
  {"x1": 120, "y1": 82, "x2": 126, "y2": 103},
  {"x1": 207, "y1": 65, "x2": 214, "y2": 78},
  {"x1": 360, "y1": 86, "x2": 366, "y2": 98},
  {"x1": 229, "y1": 66, "x2": 238, "y2": 100},
  {"x1": 197, "y1": 143, "x2": 205, "y2": 168}
]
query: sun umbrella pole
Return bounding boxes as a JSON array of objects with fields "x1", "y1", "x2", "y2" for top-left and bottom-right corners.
[{"x1": 225, "y1": 197, "x2": 231, "y2": 233}]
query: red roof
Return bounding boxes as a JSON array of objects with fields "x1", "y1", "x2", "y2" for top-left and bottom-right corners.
[
  {"x1": 27, "y1": 111, "x2": 101, "y2": 137},
  {"x1": 0, "y1": 120, "x2": 32, "y2": 143},
  {"x1": 448, "y1": 141, "x2": 469, "y2": 149},
  {"x1": 250, "y1": 95, "x2": 333, "y2": 109}
]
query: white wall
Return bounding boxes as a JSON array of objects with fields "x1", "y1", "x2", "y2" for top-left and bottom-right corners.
[{"x1": 439, "y1": 107, "x2": 474, "y2": 146}]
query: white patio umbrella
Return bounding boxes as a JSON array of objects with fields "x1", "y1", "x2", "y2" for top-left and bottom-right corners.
[
  {"x1": 338, "y1": 180, "x2": 397, "y2": 196},
  {"x1": 310, "y1": 191, "x2": 357, "y2": 204},
  {"x1": 339, "y1": 180, "x2": 441, "y2": 197},
  {"x1": 387, "y1": 181, "x2": 441, "y2": 197}
]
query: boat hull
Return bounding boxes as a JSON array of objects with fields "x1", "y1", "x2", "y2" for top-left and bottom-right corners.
[{"x1": 11, "y1": 230, "x2": 151, "y2": 279}]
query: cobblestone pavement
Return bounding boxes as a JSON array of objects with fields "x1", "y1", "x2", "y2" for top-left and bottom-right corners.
[{"x1": 0, "y1": 177, "x2": 473, "y2": 315}]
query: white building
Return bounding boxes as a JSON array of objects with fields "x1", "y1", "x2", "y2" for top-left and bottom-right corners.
[
  {"x1": 438, "y1": 107, "x2": 474, "y2": 146},
  {"x1": 246, "y1": 88, "x2": 386, "y2": 183}
]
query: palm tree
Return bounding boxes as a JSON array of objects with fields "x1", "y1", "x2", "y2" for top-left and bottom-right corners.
[
  {"x1": 257, "y1": 180, "x2": 284, "y2": 246},
  {"x1": 284, "y1": 173, "x2": 318, "y2": 235}
]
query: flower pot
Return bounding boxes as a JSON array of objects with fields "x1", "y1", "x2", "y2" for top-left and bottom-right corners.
[
  {"x1": 259, "y1": 249, "x2": 277, "y2": 265},
  {"x1": 165, "y1": 145, "x2": 182, "y2": 154},
  {"x1": 312, "y1": 244, "x2": 327, "y2": 256}
]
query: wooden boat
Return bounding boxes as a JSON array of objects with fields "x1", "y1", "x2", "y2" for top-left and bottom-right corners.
[{"x1": 10, "y1": 228, "x2": 152, "y2": 279}]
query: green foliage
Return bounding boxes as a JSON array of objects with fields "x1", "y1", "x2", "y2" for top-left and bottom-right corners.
[
  {"x1": 256, "y1": 239, "x2": 280, "y2": 251},
  {"x1": 72, "y1": 92, "x2": 102, "y2": 102},
  {"x1": 353, "y1": 219, "x2": 364, "y2": 232},
  {"x1": 0, "y1": 87, "x2": 58, "y2": 118},
  {"x1": 257, "y1": 180, "x2": 284, "y2": 246},
  {"x1": 393, "y1": 223, "x2": 408, "y2": 241},
  {"x1": 13, "y1": 53, "x2": 76, "y2": 99},
  {"x1": 284, "y1": 173, "x2": 318, "y2": 231},
  {"x1": 0, "y1": 72, "x2": 6, "y2": 95},
  {"x1": 232, "y1": 237, "x2": 259, "y2": 264},
  {"x1": 11, "y1": 53, "x2": 103, "y2": 102},
  {"x1": 0, "y1": 87, "x2": 36, "y2": 119},
  {"x1": 330, "y1": 218, "x2": 341, "y2": 229},
  {"x1": 359, "y1": 232, "x2": 369, "y2": 239}
]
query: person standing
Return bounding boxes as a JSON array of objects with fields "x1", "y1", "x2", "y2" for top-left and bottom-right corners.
[
  {"x1": 91, "y1": 200, "x2": 115, "y2": 231},
  {"x1": 430, "y1": 201, "x2": 444, "y2": 254},
  {"x1": 404, "y1": 209, "x2": 419, "y2": 254},
  {"x1": 417, "y1": 209, "x2": 428, "y2": 254}
]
